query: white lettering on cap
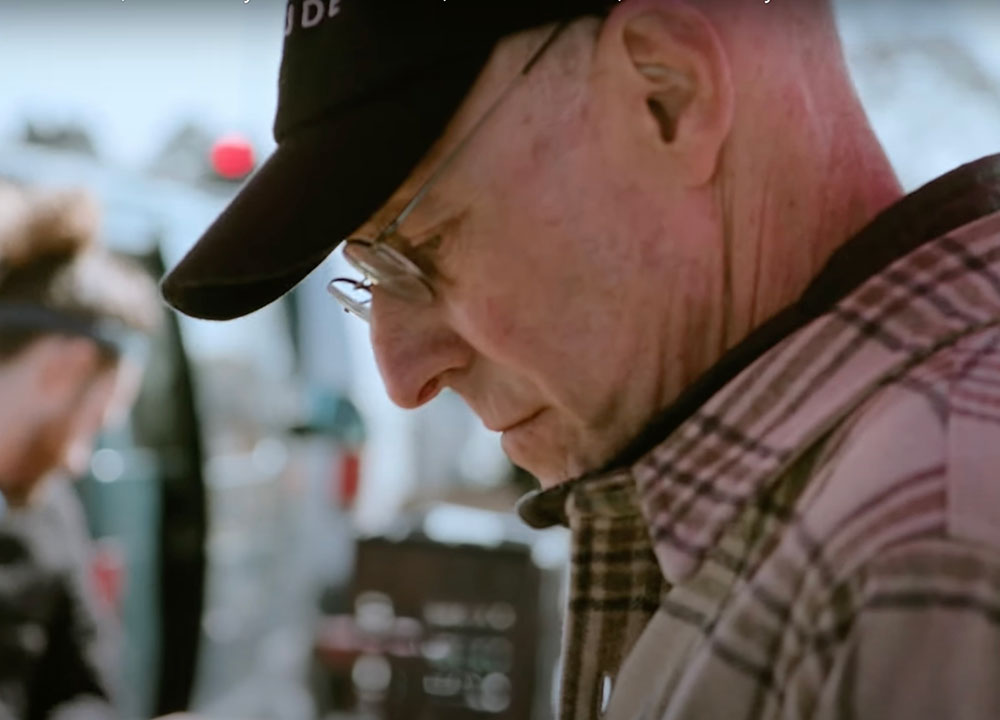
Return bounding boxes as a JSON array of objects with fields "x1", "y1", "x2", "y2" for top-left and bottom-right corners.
[
  {"x1": 286, "y1": 0, "x2": 342, "y2": 36},
  {"x1": 301, "y1": 0, "x2": 325, "y2": 28}
]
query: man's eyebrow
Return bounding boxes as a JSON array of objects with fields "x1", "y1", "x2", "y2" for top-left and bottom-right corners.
[
  {"x1": 354, "y1": 184, "x2": 442, "y2": 240},
  {"x1": 353, "y1": 203, "x2": 404, "y2": 240},
  {"x1": 399, "y1": 207, "x2": 469, "y2": 251}
]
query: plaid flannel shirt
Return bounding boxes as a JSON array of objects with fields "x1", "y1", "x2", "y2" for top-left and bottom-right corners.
[{"x1": 518, "y1": 154, "x2": 1000, "y2": 720}]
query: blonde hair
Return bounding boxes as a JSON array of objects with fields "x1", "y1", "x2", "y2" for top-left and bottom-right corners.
[{"x1": 0, "y1": 180, "x2": 161, "y2": 361}]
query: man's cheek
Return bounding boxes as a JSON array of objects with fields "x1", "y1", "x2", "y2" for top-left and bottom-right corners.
[{"x1": 478, "y1": 293, "x2": 520, "y2": 346}]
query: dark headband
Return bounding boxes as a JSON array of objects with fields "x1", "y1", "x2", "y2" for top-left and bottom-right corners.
[{"x1": 0, "y1": 302, "x2": 149, "y2": 360}]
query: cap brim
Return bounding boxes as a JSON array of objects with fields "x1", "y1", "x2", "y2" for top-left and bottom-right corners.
[{"x1": 162, "y1": 51, "x2": 491, "y2": 321}]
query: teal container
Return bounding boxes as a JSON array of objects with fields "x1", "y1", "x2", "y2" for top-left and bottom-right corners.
[{"x1": 77, "y1": 446, "x2": 162, "y2": 720}]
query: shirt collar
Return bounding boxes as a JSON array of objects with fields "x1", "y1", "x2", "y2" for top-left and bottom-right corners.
[{"x1": 519, "y1": 153, "x2": 1000, "y2": 583}]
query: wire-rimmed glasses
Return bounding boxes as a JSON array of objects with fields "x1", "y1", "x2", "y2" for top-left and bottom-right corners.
[
  {"x1": 326, "y1": 20, "x2": 571, "y2": 323},
  {"x1": 327, "y1": 238, "x2": 434, "y2": 321}
]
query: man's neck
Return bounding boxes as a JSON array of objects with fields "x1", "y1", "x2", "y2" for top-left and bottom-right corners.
[
  {"x1": 593, "y1": 120, "x2": 905, "y2": 477},
  {"x1": 719, "y1": 94, "x2": 904, "y2": 350}
]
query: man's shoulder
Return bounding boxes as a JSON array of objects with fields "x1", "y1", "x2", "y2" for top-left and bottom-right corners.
[{"x1": 790, "y1": 322, "x2": 1000, "y2": 572}]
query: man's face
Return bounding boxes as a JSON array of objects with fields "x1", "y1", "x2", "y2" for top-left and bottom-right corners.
[
  {"x1": 3, "y1": 342, "x2": 140, "y2": 506},
  {"x1": 360, "y1": 25, "x2": 723, "y2": 486}
]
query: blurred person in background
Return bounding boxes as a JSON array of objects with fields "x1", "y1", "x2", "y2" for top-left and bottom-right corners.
[
  {"x1": 0, "y1": 181, "x2": 159, "y2": 720},
  {"x1": 163, "y1": 1, "x2": 1000, "y2": 718}
]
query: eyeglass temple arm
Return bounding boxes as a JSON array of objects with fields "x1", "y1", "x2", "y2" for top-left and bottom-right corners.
[{"x1": 386, "y1": 20, "x2": 573, "y2": 235}]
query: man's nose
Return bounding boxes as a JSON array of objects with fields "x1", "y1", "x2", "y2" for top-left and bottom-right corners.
[{"x1": 369, "y1": 293, "x2": 472, "y2": 409}]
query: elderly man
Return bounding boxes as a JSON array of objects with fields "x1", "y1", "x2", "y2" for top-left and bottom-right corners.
[{"x1": 163, "y1": 1, "x2": 1000, "y2": 718}]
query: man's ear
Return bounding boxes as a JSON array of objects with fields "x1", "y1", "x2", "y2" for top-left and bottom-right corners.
[{"x1": 595, "y1": 0, "x2": 734, "y2": 186}]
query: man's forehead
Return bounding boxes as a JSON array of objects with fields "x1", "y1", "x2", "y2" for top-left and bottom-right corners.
[
  {"x1": 351, "y1": 25, "x2": 554, "y2": 238},
  {"x1": 351, "y1": 102, "x2": 487, "y2": 238}
]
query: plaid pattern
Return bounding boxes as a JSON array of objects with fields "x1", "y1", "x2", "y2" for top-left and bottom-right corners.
[
  {"x1": 558, "y1": 472, "x2": 666, "y2": 719},
  {"x1": 519, "y1": 155, "x2": 1000, "y2": 720}
]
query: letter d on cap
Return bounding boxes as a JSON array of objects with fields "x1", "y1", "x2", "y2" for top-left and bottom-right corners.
[{"x1": 302, "y1": 0, "x2": 325, "y2": 28}]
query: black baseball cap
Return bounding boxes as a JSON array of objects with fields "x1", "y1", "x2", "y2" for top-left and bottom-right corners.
[{"x1": 162, "y1": 0, "x2": 612, "y2": 321}]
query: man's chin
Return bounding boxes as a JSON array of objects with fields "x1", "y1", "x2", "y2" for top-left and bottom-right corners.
[
  {"x1": 501, "y1": 440, "x2": 592, "y2": 490},
  {"x1": 499, "y1": 416, "x2": 621, "y2": 488}
]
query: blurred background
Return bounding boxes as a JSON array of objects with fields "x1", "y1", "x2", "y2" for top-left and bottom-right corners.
[{"x1": 0, "y1": 1, "x2": 997, "y2": 719}]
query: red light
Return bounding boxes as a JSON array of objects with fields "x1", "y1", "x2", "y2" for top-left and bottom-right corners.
[
  {"x1": 334, "y1": 451, "x2": 361, "y2": 509},
  {"x1": 210, "y1": 134, "x2": 255, "y2": 180},
  {"x1": 90, "y1": 539, "x2": 126, "y2": 613}
]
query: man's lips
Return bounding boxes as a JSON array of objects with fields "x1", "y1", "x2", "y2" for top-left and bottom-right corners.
[{"x1": 488, "y1": 409, "x2": 545, "y2": 434}]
